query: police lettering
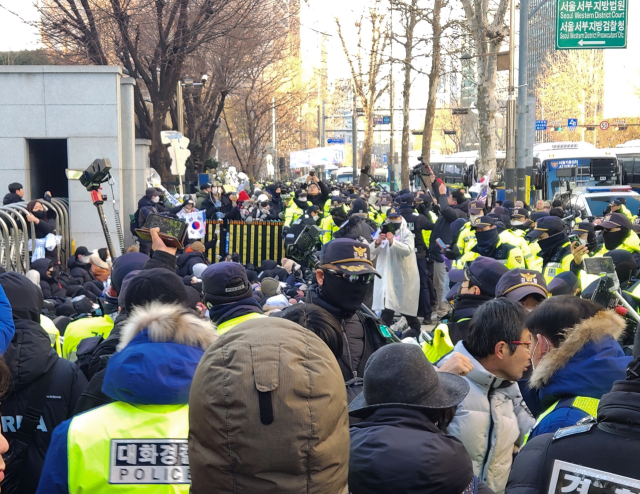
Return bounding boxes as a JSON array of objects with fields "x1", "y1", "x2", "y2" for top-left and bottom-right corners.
[{"x1": 110, "y1": 439, "x2": 190, "y2": 484}]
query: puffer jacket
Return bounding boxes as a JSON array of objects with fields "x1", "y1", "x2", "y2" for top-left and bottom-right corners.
[
  {"x1": 188, "y1": 316, "x2": 349, "y2": 494},
  {"x1": 438, "y1": 341, "x2": 534, "y2": 494},
  {"x1": 523, "y1": 310, "x2": 631, "y2": 439},
  {"x1": 31, "y1": 259, "x2": 67, "y2": 300},
  {"x1": 36, "y1": 303, "x2": 218, "y2": 494},
  {"x1": 66, "y1": 256, "x2": 94, "y2": 285},
  {"x1": 176, "y1": 251, "x2": 207, "y2": 277}
]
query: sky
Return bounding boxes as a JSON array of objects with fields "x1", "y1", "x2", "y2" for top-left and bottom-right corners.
[{"x1": 0, "y1": 0, "x2": 41, "y2": 52}]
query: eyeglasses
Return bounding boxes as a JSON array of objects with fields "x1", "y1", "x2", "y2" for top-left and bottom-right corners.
[
  {"x1": 509, "y1": 341, "x2": 532, "y2": 349},
  {"x1": 324, "y1": 268, "x2": 374, "y2": 285}
]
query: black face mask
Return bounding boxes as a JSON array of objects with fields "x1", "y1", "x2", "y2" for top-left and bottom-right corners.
[
  {"x1": 33, "y1": 211, "x2": 45, "y2": 219},
  {"x1": 538, "y1": 232, "x2": 567, "y2": 260},
  {"x1": 294, "y1": 197, "x2": 308, "y2": 209},
  {"x1": 320, "y1": 271, "x2": 369, "y2": 316},
  {"x1": 604, "y1": 229, "x2": 629, "y2": 251},
  {"x1": 475, "y1": 228, "x2": 499, "y2": 255}
]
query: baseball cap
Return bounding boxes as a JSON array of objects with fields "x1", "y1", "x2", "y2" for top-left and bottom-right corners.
[
  {"x1": 530, "y1": 211, "x2": 550, "y2": 223},
  {"x1": 201, "y1": 182, "x2": 212, "y2": 190},
  {"x1": 611, "y1": 197, "x2": 627, "y2": 206},
  {"x1": 449, "y1": 256, "x2": 509, "y2": 297},
  {"x1": 321, "y1": 238, "x2": 380, "y2": 277},
  {"x1": 496, "y1": 269, "x2": 549, "y2": 301},
  {"x1": 596, "y1": 212, "x2": 633, "y2": 230},
  {"x1": 547, "y1": 271, "x2": 579, "y2": 296},
  {"x1": 146, "y1": 187, "x2": 161, "y2": 197},
  {"x1": 468, "y1": 200, "x2": 485, "y2": 215},
  {"x1": 351, "y1": 198, "x2": 369, "y2": 214},
  {"x1": 570, "y1": 222, "x2": 596, "y2": 238},
  {"x1": 527, "y1": 216, "x2": 565, "y2": 239},
  {"x1": 386, "y1": 207, "x2": 402, "y2": 218},
  {"x1": 74, "y1": 246, "x2": 91, "y2": 257},
  {"x1": 202, "y1": 263, "x2": 253, "y2": 307},
  {"x1": 396, "y1": 193, "x2": 415, "y2": 206},
  {"x1": 491, "y1": 206, "x2": 508, "y2": 216},
  {"x1": 633, "y1": 218, "x2": 640, "y2": 234},
  {"x1": 511, "y1": 208, "x2": 530, "y2": 219},
  {"x1": 470, "y1": 216, "x2": 497, "y2": 229}
]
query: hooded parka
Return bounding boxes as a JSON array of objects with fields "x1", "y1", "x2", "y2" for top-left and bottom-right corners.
[
  {"x1": 369, "y1": 216, "x2": 420, "y2": 316},
  {"x1": 0, "y1": 272, "x2": 88, "y2": 494}
]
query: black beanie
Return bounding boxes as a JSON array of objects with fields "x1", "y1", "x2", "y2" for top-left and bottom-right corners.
[
  {"x1": 124, "y1": 268, "x2": 189, "y2": 312},
  {"x1": 111, "y1": 252, "x2": 150, "y2": 294}
]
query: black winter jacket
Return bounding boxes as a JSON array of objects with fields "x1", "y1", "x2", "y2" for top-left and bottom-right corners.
[
  {"x1": 31, "y1": 259, "x2": 67, "y2": 300},
  {"x1": 2, "y1": 192, "x2": 22, "y2": 205},
  {"x1": 430, "y1": 191, "x2": 469, "y2": 263},
  {"x1": 333, "y1": 216, "x2": 375, "y2": 243},
  {"x1": 176, "y1": 251, "x2": 207, "y2": 277},
  {"x1": 66, "y1": 256, "x2": 95, "y2": 285},
  {"x1": 506, "y1": 378, "x2": 640, "y2": 493},
  {"x1": 2, "y1": 319, "x2": 87, "y2": 494},
  {"x1": 350, "y1": 408, "x2": 495, "y2": 494},
  {"x1": 307, "y1": 285, "x2": 385, "y2": 381}
]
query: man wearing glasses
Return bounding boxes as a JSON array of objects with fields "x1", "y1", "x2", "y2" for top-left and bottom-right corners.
[
  {"x1": 438, "y1": 298, "x2": 535, "y2": 494},
  {"x1": 306, "y1": 238, "x2": 387, "y2": 382}
]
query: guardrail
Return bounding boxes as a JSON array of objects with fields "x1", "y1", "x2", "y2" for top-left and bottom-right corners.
[
  {"x1": 0, "y1": 198, "x2": 70, "y2": 274},
  {"x1": 206, "y1": 220, "x2": 286, "y2": 267}
]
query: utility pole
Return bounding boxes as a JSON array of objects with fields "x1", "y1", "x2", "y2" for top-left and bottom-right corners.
[
  {"x1": 516, "y1": 0, "x2": 529, "y2": 203},
  {"x1": 505, "y1": 0, "x2": 516, "y2": 203},
  {"x1": 321, "y1": 101, "x2": 326, "y2": 147},
  {"x1": 176, "y1": 81, "x2": 185, "y2": 196},
  {"x1": 389, "y1": 3, "x2": 395, "y2": 191},
  {"x1": 352, "y1": 91, "x2": 358, "y2": 181}
]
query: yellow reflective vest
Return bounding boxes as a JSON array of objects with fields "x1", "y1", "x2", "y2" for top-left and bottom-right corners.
[
  {"x1": 216, "y1": 312, "x2": 266, "y2": 335},
  {"x1": 422, "y1": 323, "x2": 454, "y2": 364},
  {"x1": 456, "y1": 222, "x2": 475, "y2": 257},
  {"x1": 603, "y1": 230, "x2": 640, "y2": 255},
  {"x1": 456, "y1": 240, "x2": 527, "y2": 270},
  {"x1": 67, "y1": 401, "x2": 190, "y2": 493},
  {"x1": 320, "y1": 216, "x2": 341, "y2": 244},
  {"x1": 524, "y1": 396, "x2": 599, "y2": 445},
  {"x1": 63, "y1": 315, "x2": 114, "y2": 362},
  {"x1": 421, "y1": 211, "x2": 438, "y2": 249}
]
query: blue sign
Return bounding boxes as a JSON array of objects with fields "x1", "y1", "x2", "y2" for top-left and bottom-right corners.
[
  {"x1": 536, "y1": 120, "x2": 548, "y2": 131},
  {"x1": 383, "y1": 154, "x2": 387, "y2": 163},
  {"x1": 382, "y1": 116, "x2": 391, "y2": 125},
  {"x1": 568, "y1": 118, "x2": 578, "y2": 130},
  {"x1": 549, "y1": 158, "x2": 590, "y2": 170},
  {"x1": 327, "y1": 138, "x2": 345, "y2": 144}
]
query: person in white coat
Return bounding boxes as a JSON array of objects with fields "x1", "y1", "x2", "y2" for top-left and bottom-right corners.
[
  {"x1": 370, "y1": 208, "x2": 421, "y2": 338},
  {"x1": 438, "y1": 297, "x2": 534, "y2": 494}
]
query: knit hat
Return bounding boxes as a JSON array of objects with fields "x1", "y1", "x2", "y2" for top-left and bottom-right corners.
[
  {"x1": 118, "y1": 270, "x2": 141, "y2": 309},
  {"x1": 124, "y1": 268, "x2": 189, "y2": 312},
  {"x1": 191, "y1": 241, "x2": 206, "y2": 253},
  {"x1": 260, "y1": 278, "x2": 281, "y2": 297},
  {"x1": 192, "y1": 263, "x2": 208, "y2": 279},
  {"x1": 111, "y1": 252, "x2": 150, "y2": 294},
  {"x1": 202, "y1": 263, "x2": 253, "y2": 306}
]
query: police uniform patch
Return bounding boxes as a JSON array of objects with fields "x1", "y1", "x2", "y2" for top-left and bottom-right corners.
[
  {"x1": 515, "y1": 256, "x2": 523, "y2": 264},
  {"x1": 521, "y1": 272, "x2": 537, "y2": 283},
  {"x1": 340, "y1": 264, "x2": 366, "y2": 272},
  {"x1": 548, "y1": 459, "x2": 640, "y2": 494},
  {"x1": 353, "y1": 246, "x2": 368, "y2": 260},
  {"x1": 110, "y1": 439, "x2": 190, "y2": 484}
]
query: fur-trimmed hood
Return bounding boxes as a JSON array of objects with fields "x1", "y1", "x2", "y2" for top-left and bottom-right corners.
[
  {"x1": 528, "y1": 310, "x2": 631, "y2": 410},
  {"x1": 104, "y1": 303, "x2": 217, "y2": 405}
]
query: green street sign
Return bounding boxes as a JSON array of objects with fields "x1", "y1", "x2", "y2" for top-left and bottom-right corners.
[{"x1": 556, "y1": 0, "x2": 628, "y2": 50}]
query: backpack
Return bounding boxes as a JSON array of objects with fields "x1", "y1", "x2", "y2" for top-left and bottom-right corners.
[
  {"x1": 188, "y1": 318, "x2": 350, "y2": 493},
  {"x1": 130, "y1": 209, "x2": 140, "y2": 237}
]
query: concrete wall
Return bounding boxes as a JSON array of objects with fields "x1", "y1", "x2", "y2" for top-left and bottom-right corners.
[{"x1": 0, "y1": 66, "x2": 149, "y2": 256}]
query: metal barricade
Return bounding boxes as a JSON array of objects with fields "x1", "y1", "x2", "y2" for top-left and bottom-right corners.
[
  {"x1": 0, "y1": 198, "x2": 70, "y2": 274},
  {"x1": 206, "y1": 220, "x2": 285, "y2": 267}
]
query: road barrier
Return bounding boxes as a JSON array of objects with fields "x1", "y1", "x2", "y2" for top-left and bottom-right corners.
[
  {"x1": 206, "y1": 220, "x2": 285, "y2": 267},
  {"x1": 0, "y1": 198, "x2": 70, "y2": 274}
]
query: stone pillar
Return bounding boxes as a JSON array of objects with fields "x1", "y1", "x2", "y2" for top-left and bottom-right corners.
[{"x1": 119, "y1": 77, "x2": 137, "y2": 248}]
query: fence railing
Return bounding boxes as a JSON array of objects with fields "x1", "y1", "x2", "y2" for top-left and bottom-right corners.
[
  {"x1": 206, "y1": 220, "x2": 286, "y2": 267},
  {"x1": 0, "y1": 198, "x2": 70, "y2": 274}
]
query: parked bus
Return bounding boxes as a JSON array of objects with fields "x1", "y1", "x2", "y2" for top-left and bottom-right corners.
[{"x1": 606, "y1": 140, "x2": 640, "y2": 192}]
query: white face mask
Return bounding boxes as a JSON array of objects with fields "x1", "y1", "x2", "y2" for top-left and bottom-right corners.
[
  {"x1": 151, "y1": 196, "x2": 160, "y2": 203},
  {"x1": 511, "y1": 220, "x2": 525, "y2": 226},
  {"x1": 381, "y1": 206, "x2": 390, "y2": 214},
  {"x1": 470, "y1": 214, "x2": 479, "y2": 224},
  {"x1": 580, "y1": 238, "x2": 588, "y2": 246}
]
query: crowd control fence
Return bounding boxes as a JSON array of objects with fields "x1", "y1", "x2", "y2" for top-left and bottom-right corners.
[
  {"x1": 0, "y1": 198, "x2": 70, "y2": 274},
  {"x1": 205, "y1": 220, "x2": 286, "y2": 267}
]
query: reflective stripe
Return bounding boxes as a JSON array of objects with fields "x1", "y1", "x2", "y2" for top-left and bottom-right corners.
[
  {"x1": 68, "y1": 402, "x2": 190, "y2": 493},
  {"x1": 524, "y1": 396, "x2": 599, "y2": 444},
  {"x1": 217, "y1": 313, "x2": 266, "y2": 335}
]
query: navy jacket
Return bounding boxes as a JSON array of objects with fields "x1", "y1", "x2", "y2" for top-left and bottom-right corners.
[{"x1": 349, "y1": 407, "x2": 494, "y2": 494}]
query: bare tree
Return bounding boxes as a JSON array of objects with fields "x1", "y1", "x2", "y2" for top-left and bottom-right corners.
[
  {"x1": 40, "y1": 0, "x2": 259, "y2": 178},
  {"x1": 336, "y1": 1, "x2": 389, "y2": 186},
  {"x1": 458, "y1": 0, "x2": 510, "y2": 174}
]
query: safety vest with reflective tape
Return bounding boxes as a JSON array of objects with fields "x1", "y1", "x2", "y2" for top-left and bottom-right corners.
[
  {"x1": 63, "y1": 315, "x2": 114, "y2": 362},
  {"x1": 456, "y1": 222, "x2": 475, "y2": 256},
  {"x1": 422, "y1": 323, "x2": 454, "y2": 363},
  {"x1": 523, "y1": 396, "x2": 599, "y2": 445},
  {"x1": 603, "y1": 230, "x2": 640, "y2": 255},
  {"x1": 421, "y1": 211, "x2": 438, "y2": 248},
  {"x1": 216, "y1": 312, "x2": 266, "y2": 335},
  {"x1": 456, "y1": 240, "x2": 527, "y2": 270},
  {"x1": 67, "y1": 402, "x2": 190, "y2": 493},
  {"x1": 319, "y1": 216, "x2": 341, "y2": 244},
  {"x1": 538, "y1": 242, "x2": 574, "y2": 285}
]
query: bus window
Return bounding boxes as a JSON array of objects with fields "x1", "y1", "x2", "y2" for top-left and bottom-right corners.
[{"x1": 585, "y1": 195, "x2": 640, "y2": 216}]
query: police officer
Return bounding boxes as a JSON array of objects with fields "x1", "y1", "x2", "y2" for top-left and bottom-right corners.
[
  {"x1": 397, "y1": 193, "x2": 435, "y2": 324},
  {"x1": 608, "y1": 196, "x2": 636, "y2": 221},
  {"x1": 527, "y1": 216, "x2": 574, "y2": 284},
  {"x1": 596, "y1": 212, "x2": 640, "y2": 254},
  {"x1": 36, "y1": 301, "x2": 218, "y2": 494},
  {"x1": 457, "y1": 217, "x2": 526, "y2": 270},
  {"x1": 320, "y1": 205, "x2": 347, "y2": 244},
  {"x1": 284, "y1": 189, "x2": 310, "y2": 226}
]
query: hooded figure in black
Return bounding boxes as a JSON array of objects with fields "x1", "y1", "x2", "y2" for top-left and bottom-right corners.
[
  {"x1": 0, "y1": 272, "x2": 87, "y2": 494},
  {"x1": 267, "y1": 184, "x2": 283, "y2": 215},
  {"x1": 31, "y1": 258, "x2": 67, "y2": 300}
]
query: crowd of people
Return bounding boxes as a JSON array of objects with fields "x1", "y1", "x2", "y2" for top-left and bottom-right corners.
[{"x1": 0, "y1": 167, "x2": 639, "y2": 493}]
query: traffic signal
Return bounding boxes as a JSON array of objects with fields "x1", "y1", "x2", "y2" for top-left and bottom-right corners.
[
  {"x1": 586, "y1": 126, "x2": 596, "y2": 131},
  {"x1": 616, "y1": 125, "x2": 628, "y2": 131},
  {"x1": 548, "y1": 126, "x2": 563, "y2": 132}
]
